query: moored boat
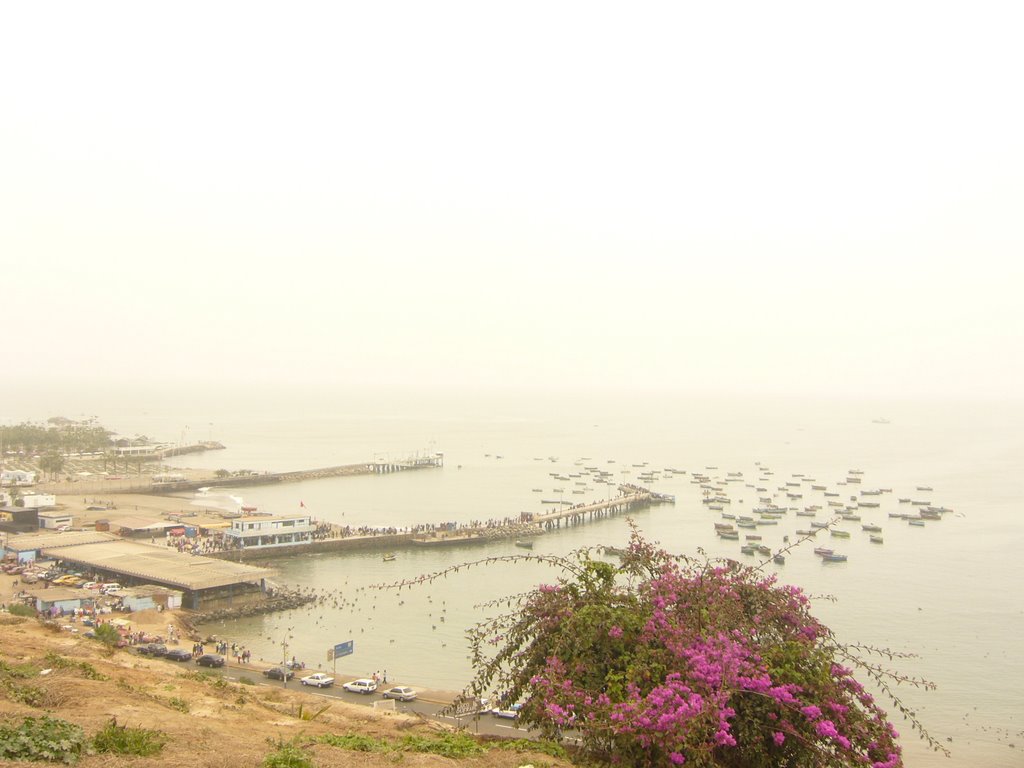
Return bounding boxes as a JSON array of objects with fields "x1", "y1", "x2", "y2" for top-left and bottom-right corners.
[
  {"x1": 821, "y1": 553, "x2": 848, "y2": 562},
  {"x1": 514, "y1": 540, "x2": 534, "y2": 549},
  {"x1": 813, "y1": 547, "x2": 834, "y2": 556},
  {"x1": 830, "y1": 529, "x2": 851, "y2": 538},
  {"x1": 869, "y1": 534, "x2": 884, "y2": 543},
  {"x1": 861, "y1": 524, "x2": 882, "y2": 533},
  {"x1": 773, "y1": 554, "x2": 786, "y2": 564}
]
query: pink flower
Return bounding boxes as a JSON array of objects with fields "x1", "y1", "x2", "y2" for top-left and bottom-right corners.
[
  {"x1": 772, "y1": 731, "x2": 785, "y2": 746},
  {"x1": 669, "y1": 752, "x2": 686, "y2": 764},
  {"x1": 608, "y1": 625, "x2": 624, "y2": 639}
]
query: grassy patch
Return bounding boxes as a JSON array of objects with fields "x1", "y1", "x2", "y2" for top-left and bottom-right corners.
[
  {"x1": 494, "y1": 738, "x2": 567, "y2": 757},
  {"x1": 263, "y1": 737, "x2": 313, "y2": 768},
  {"x1": 116, "y1": 678, "x2": 190, "y2": 713},
  {"x1": 91, "y1": 718, "x2": 167, "y2": 757},
  {"x1": 7, "y1": 603, "x2": 37, "y2": 618},
  {"x1": 316, "y1": 731, "x2": 486, "y2": 758},
  {"x1": 43, "y1": 652, "x2": 108, "y2": 681},
  {"x1": 0, "y1": 715, "x2": 86, "y2": 764}
]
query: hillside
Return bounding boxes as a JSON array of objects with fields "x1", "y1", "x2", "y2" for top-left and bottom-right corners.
[{"x1": 0, "y1": 613, "x2": 571, "y2": 767}]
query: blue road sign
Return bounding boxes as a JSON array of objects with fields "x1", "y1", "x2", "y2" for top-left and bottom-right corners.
[{"x1": 334, "y1": 640, "x2": 354, "y2": 658}]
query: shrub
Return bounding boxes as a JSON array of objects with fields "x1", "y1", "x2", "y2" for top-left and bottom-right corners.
[
  {"x1": 91, "y1": 623, "x2": 121, "y2": 648},
  {"x1": 8, "y1": 603, "x2": 36, "y2": 618},
  {"x1": 458, "y1": 528, "x2": 940, "y2": 767},
  {"x1": 91, "y1": 718, "x2": 167, "y2": 756},
  {"x1": 263, "y1": 738, "x2": 313, "y2": 768},
  {"x1": 0, "y1": 715, "x2": 86, "y2": 764}
]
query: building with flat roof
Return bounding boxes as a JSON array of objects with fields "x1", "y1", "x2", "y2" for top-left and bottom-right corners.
[
  {"x1": 223, "y1": 514, "x2": 313, "y2": 550},
  {"x1": 4, "y1": 531, "x2": 273, "y2": 609}
]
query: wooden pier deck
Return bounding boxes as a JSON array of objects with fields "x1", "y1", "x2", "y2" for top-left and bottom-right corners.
[{"x1": 534, "y1": 485, "x2": 675, "y2": 530}]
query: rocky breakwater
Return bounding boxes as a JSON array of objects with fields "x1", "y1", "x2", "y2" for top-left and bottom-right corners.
[{"x1": 186, "y1": 588, "x2": 317, "y2": 624}]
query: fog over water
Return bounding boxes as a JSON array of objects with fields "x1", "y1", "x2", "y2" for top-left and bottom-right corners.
[{"x1": 3, "y1": 2, "x2": 1023, "y2": 766}]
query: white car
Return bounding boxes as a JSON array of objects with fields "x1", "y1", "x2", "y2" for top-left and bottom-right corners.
[
  {"x1": 300, "y1": 673, "x2": 334, "y2": 688},
  {"x1": 492, "y1": 703, "x2": 523, "y2": 719},
  {"x1": 342, "y1": 678, "x2": 378, "y2": 694},
  {"x1": 381, "y1": 686, "x2": 417, "y2": 702}
]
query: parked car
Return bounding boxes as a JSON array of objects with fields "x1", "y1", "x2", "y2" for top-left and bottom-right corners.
[
  {"x1": 101, "y1": 583, "x2": 123, "y2": 594},
  {"x1": 381, "y1": 686, "x2": 417, "y2": 702},
  {"x1": 342, "y1": 678, "x2": 377, "y2": 694},
  {"x1": 195, "y1": 654, "x2": 226, "y2": 668},
  {"x1": 137, "y1": 643, "x2": 167, "y2": 657},
  {"x1": 492, "y1": 703, "x2": 523, "y2": 719},
  {"x1": 263, "y1": 666, "x2": 294, "y2": 681},
  {"x1": 164, "y1": 649, "x2": 193, "y2": 662},
  {"x1": 300, "y1": 673, "x2": 335, "y2": 688}
]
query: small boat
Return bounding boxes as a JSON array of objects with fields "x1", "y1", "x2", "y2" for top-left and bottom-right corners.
[
  {"x1": 602, "y1": 546, "x2": 627, "y2": 556},
  {"x1": 813, "y1": 547, "x2": 834, "y2": 556},
  {"x1": 916, "y1": 486, "x2": 933, "y2": 491},
  {"x1": 532, "y1": 488, "x2": 543, "y2": 492},
  {"x1": 714, "y1": 523, "x2": 735, "y2": 530},
  {"x1": 773, "y1": 554, "x2": 786, "y2": 565},
  {"x1": 514, "y1": 540, "x2": 534, "y2": 549},
  {"x1": 796, "y1": 529, "x2": 818, "y2": 536},
  {"x1": 898, "y1": 497, "x2": 911, "y2": 503},
  {"x1": 744, "y1": 534, "x2": 762, "y2": 541},
  {"x1": 908, "y1": 519, "x2": 926, "y2": 527},
  {"x1": 383, "y1": 553, "x2": 397, "y2": 562},
  {"x1": 869, "y1": 535, "x2": 884, "y2": 544},
  {"x1": 830, "y1": 530, "x2": 851, "y2": 538},
  {"x1": 740, "y1": 544, "x2": 758, "y2": 555},
  {"x1": 861, "y1": 524, "x2": 882, "y2": 533},
  {"x1": 810, "y1": 521, "x2": 828, "y2": 529},
  {"x1": 821, "y1": 553, "x2": 848, "y2": 562},
  {"x1": 717, "y1": 530, "x2": 740, "y2": 540}
]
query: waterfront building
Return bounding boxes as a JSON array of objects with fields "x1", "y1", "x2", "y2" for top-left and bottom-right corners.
[{"x1": 223, "y1": 514, "x2": 314, "y2": 550}]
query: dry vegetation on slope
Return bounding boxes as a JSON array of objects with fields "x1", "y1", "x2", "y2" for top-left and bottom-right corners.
[{"x1": 0, "y1": 614, "x2": 570, "y2": 768}]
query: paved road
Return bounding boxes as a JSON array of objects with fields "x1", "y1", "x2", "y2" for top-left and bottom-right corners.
[{"x1": 162, "y1": 656, "x2": 534, "y2": 739}]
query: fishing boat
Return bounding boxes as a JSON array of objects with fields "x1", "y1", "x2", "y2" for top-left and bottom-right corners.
[
  {"x1": 740, "y1": 544, "x2": 758, "y2": 555},
  {"x1": 383, "y1": 553, "x2": 397, "y2": 562},
  {"x1": 830, "y1": 530, "x2": 851, "y2": 538},
  {"x1": 821, "y1": 553, "x2": 848, "y2": 562},
  {"x1": 869, "y1": 535, "x2": 884, "y2": 544},
  {"x1": 796, "y1": 529, "x2": 818, "y2": 536},
  {"x1": 813, "y1": 547, "x2": 834, "y2": 556},
  {"x1": 908, "y1": 519, "x2": 926, "y2": 527},
  {"x1": 773, "y1": 554, "x2": 786, "y2": 565},
  {"x1": 744, "y1": 534, "x2": 762, "y2": 541},
  {"x1": 717, "y1": 530, "x2": 740, "y2": 540},
  {"x1": 861, "y1": 524, "x2": 883, "y2": 532},
  {"x1": 514, "y1": 540, "x2": 534, "y2": 549},
  {"x1": 916, "y1": 486, "x2": 933, "y2": 491}
]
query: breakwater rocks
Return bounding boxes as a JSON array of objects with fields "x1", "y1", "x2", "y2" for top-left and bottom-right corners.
[{"x1": 187, "y1": 590, "x2": 317, "y2": 624}]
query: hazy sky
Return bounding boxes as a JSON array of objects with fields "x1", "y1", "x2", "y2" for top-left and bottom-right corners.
[{"x1": 2, "y1": 2, "x2": 1022, "y2": 400}]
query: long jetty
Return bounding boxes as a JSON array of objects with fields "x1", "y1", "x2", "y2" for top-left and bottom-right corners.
[
  {"x1": 535, "y1": 485, "x2": 676, "y2": 530},
  {"x1": 148, "y1": 454, "x2": 444, "y2": 495}
]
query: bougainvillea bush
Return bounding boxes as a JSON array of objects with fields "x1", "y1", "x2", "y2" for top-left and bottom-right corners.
[{"x1": 458, "y1": 530, "x2": 941, "y2": 767}]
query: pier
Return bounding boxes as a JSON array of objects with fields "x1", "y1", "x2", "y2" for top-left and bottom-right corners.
[
  {"x1": 534, "y1": 485, "x2": 676, "y2": 530},
  {"x1": 148, "y1": 454, "x2": 444, "y2": 495}
]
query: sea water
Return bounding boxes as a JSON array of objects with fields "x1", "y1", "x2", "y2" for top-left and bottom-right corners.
[{"x1": 32, "y1": 388, "x2": 1024, "y2": 767}]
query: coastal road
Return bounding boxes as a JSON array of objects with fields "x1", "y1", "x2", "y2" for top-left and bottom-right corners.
[{"x1": 201, "y1": 663, "x2": 535, "y2": 740}]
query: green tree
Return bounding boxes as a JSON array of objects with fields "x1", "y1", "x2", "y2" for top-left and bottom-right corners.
[
  {"x1": 39, "y1": 453, "x2": 65, "y2": 480},
  {"x1": 92, "y1": 623, "x2": 122, "y2": 648}
]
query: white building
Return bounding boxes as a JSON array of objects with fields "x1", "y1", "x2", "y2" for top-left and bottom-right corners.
[
  {"x1": 20, "y1": 494, "x2": 56, "y2": 510},
  {"x1": 38, "y1": 512, "x2": 73, "y2": 529},
  {"x1": 0, "y1": 470, "x2": 36, "y2": 486},
  {"x1": 223, "y1": 514, "x2": 314, "y2": 549}
]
